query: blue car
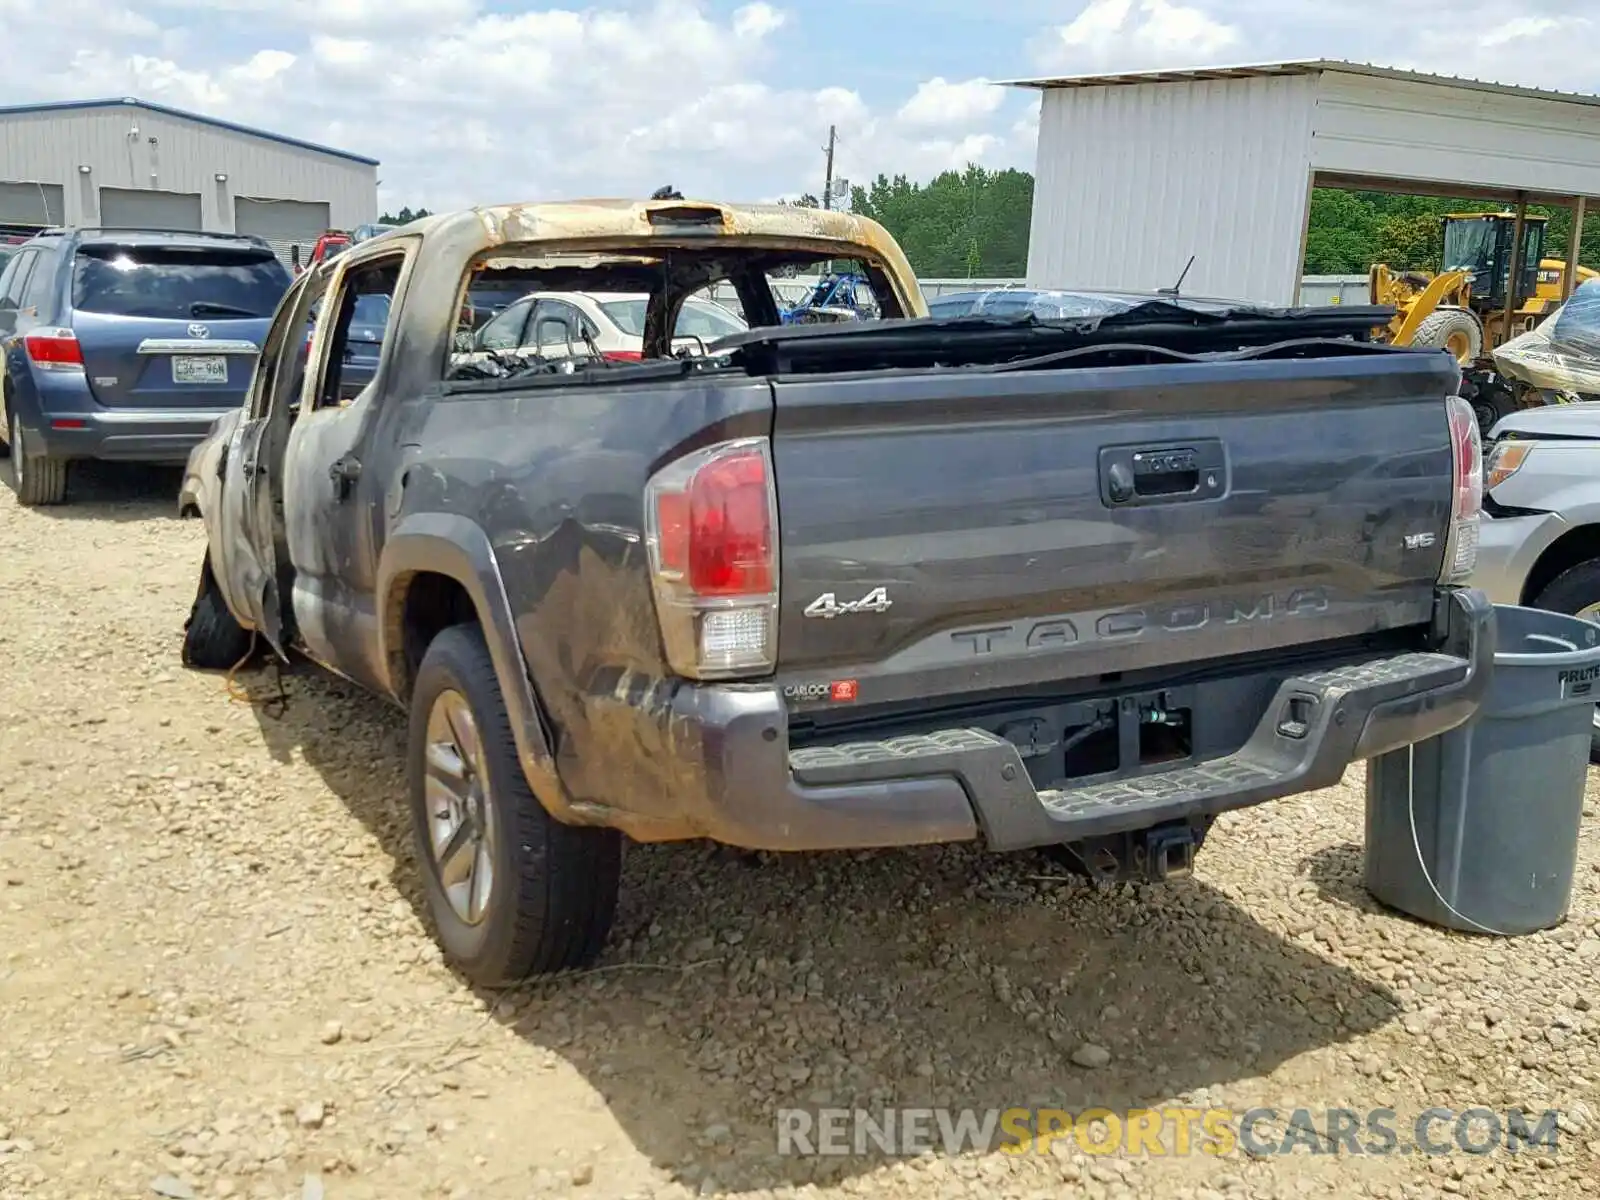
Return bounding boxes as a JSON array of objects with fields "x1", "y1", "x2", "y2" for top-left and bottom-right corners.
[
  {"x1": 306, "y1": 292, "x2": 391, "y2": 403},
  {"x1": 0, "y1": 228, "x2": 292, "y2": 505}
]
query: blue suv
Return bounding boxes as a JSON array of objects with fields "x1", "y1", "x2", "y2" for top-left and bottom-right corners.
[{"x1": 0, "y1": 228, "x2": 293, "y2": 505}]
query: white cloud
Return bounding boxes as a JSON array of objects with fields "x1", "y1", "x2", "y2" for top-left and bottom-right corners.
[
  {"x1": 1037, "y1": 0, "x2": 1239, "y2": 71},
  {"x1": 1054, "y1": 0, "x2": 1135, "y2": 53},
  {"x1": 234, "y1": 49, "x2": 296, "y2": 83},
  {"x1": 731, "y1": 2, "x2": 784, "y2": 39},
  {"x1": 20, "y1": 0, "x2": 1596, "y2": 223},
  {"x1": 1392, "y1": 10, "x2": 1597, "y2": 90},
  {"x1": 1032, "y1": 0, "x2": 1600, "y2": 96},
  {"x1": 897, "y1": 77, "x2": 1004, "y2": 128},
  {"x1": 0, "y1": 0, "x2": 1036, "y2": 213},
  {"x1": 309, "y1": 36, "x2": 374, "y2": 69}
]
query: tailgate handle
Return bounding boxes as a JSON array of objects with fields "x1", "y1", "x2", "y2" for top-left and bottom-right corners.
[
  {"x1": 1132, "y1": 447, "x2": 1198, "y2": 495},
  {"x1": 1100, "y1": 440, "x2": 1226, "y2": 509}
]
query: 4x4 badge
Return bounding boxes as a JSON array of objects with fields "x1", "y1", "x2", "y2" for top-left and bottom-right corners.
[{"x1": 803, "y1": 586, "x2": 892, "y2": 619}]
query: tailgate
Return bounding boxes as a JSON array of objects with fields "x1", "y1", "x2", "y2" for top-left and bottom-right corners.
[{"x1": 771, "y1": 351, "x2": 1460, "y2": 709}]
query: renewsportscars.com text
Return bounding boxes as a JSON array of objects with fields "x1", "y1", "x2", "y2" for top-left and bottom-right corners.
[{"x1": 776, "y1": 1106, "x2": 1563, "y2": 1158}]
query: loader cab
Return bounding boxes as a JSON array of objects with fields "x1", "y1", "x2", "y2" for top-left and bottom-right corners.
[{"x1": 1441, "y1": 213, "x2": 1545, "y2": 309}]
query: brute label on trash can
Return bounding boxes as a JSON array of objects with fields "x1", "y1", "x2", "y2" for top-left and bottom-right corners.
[
  {"x1": 1365, "y1": 603, "x2": 1598, "y2": 936},
  {"x1": 1558, "y1": 663, "x2": 1600, "y2": 699}
]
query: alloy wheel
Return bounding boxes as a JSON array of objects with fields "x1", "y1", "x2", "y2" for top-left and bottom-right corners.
[{"x1": 422, "y1": 689, "x2": 498, "y2": 925}]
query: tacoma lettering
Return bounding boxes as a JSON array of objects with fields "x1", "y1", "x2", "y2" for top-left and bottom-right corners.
[{"x1": 949, "y1": 588, "x2": 1332, "y2": 655}]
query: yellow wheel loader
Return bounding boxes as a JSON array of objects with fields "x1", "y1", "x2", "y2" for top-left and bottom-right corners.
[
  {"x1": 1371, "y1": 213, "x2": 1599, "y2": 362},
  {"x1": 1369, "y1": 212, "x2": 1598, "y2": 433}
]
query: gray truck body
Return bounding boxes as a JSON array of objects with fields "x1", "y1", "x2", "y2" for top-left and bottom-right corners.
[{"x1": 183, "y1": 199, "x2": 1492, "y2": 867}]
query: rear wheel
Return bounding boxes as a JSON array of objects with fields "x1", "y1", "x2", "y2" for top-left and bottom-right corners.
[
  {"x1": 1528, "y1": 561, "x2": 1600, "y2": 762},
  {"x1": 408, "y1": 624, "x2": 621, "y2": 985},
  {"x1": 1411, "y1": 307, "x2": 1484, "y2": 366},
  {"x1": 7, "y1": 407, "x2": 67, "y2": 506}
]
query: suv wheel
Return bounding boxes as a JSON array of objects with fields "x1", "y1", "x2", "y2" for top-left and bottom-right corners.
[
  {"x1": 1529, "y1": 560, "x2": 1600, "y2": 762},
  {"x1": 408, "y1": 624, "x2": 621, "y2": 985},
  {"x1": 8, "y1": 407, "x2": 68, "y2": 506}
]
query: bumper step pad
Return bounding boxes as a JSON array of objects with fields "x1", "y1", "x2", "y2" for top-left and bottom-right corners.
[{"x1": 788, "y1": 650, "x2": 1472, "y2": 851}]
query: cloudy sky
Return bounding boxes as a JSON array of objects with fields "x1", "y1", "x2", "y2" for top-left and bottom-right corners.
[{"x1": 0, "y1": 0, "x2": 1592, "y2": 212}]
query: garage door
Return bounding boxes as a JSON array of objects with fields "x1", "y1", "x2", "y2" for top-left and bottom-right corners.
[
  {"x1": 234, "y1": 198, "x2": 332, "y2": 270},
  {"x1": 98, "y1": 187, "x2": 203, "y2": 231},
  {"x1": 0, "y1": 181, "x2": 65, "y2": 229}
]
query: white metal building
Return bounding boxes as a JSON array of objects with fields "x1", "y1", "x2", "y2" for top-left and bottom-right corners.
[
  {"x1": 0, "y1": 97, "x2": 378, "y2": 265},
  {"x1": 1006, "y1": 61, "x2": 1600, "y2": 305}
]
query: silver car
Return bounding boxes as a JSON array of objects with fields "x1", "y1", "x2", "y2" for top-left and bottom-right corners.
[{"x1": 1473, "y1": 402, "x2": 1600, "y2": 758}]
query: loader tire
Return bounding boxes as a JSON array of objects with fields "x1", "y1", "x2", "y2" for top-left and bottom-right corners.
[{"x1": 1410, "y1": 308, "x2": 1483, "y2": 365}]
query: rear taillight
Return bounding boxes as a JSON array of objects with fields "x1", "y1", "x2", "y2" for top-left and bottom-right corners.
[
  {"x1": 23, "y1": 328, "x2": 83, "y2": 372},
  {"x1": 644, "y1": 437, "x2": 778, "y2": 678},
  {"x1": 1440, "y1": 394, "x2": 1482, "y2": 584},
  {"x1": 602, "y1": 350, "x2": 642, "y2": 362}
]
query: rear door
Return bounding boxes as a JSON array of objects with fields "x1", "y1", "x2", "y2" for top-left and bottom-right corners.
[
  {"x1": 66, "y1": 240, "x2": 292, "y2": 412},
  {"x1": 214, "y1": 269, "x2": 316, "y2": 658}
]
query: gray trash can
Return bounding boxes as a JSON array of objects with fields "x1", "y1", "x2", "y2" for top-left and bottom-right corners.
[{"x1": 1364, "y1": 604, "x2": 1600, "y2": 935}]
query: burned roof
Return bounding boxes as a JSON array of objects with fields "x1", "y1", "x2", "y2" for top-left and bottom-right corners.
[{"x1": 408, "y1": 198, "x2": 913, "y2": 267}]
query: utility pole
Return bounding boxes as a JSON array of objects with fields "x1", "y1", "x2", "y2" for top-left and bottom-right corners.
[{"x1": 822, "y1": 125, "x2": 837, "y2": 210}]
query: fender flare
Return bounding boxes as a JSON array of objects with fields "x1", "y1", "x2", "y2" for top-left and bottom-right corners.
[{"x1": 376, "y1": 513, "x2": 571, "y2": 817}]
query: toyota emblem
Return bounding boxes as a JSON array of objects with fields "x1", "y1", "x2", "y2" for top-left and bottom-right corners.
[{"x1": 188, "y1": 322, "x2": 211, "y2": 339}]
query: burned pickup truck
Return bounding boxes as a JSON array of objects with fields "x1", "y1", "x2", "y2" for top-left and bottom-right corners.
[{"x1": 179, "y1": 198, "x2": 1492, "y2": 985}]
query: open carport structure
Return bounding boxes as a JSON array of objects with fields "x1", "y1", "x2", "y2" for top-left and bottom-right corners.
[{"x1": 1005, "y1": 60, "x2": 1600, "y2": 308}]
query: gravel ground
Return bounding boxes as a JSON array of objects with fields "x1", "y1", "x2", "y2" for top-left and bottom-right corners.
[{"x1": 0, "y1": 463, "x2": 1597, "y2": 1200}]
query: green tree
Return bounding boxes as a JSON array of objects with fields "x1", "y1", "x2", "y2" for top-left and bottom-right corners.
[
  {"x1": 1302, "y1": 188, "x2": 1600, "y2": 276},
  {"x1": 848, "y1": 164, "x2": 1033, "y2": 277},
  {"x1": 378, "y1": 207, "x2": 432, "y2": 224},
  {"x1": 1373, "y1": 213, "x2": 1442, "y2": 272}
]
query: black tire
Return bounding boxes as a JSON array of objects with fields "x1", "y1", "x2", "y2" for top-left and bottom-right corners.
[
  {"x1": 1528, "y1": 560, "x2": 1600, "y2": 763},
  {"x1": 181, "y1": 556, "x2": 255, "y2": 671},
  {"x1": 1411, "y1": 308, "x2": 1484, "y2": 365},
  {"x1": 1460, "y1": 371, "x2": 1520, "y2": 440},
  {"x1": 8, "y1": 403, "x2": 67, "y2": 506},
  {"x1": 408, "y1": 623, "x2": 621, "y2": 984}
]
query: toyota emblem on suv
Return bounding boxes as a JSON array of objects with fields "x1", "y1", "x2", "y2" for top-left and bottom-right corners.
[{"x1": 188, "y1": 322, "x2": 211, "y2": 339}]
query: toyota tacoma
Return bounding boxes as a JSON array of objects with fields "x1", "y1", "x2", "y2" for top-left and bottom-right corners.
[{"x1": 178, "y1": 197, "x2": 1493, "y2": 985}]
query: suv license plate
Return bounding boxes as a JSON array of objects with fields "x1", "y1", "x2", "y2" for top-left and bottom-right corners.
[{"x1": 173, "y1": 355, "x2": 227, "y2": 384}]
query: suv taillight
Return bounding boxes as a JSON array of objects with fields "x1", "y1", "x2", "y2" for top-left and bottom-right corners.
[
  {"x1": 23, "y1": 328, "x2": 83, "y2": 372},
  {"x1": 644, "y1": 437, "x2": 778, "y2": 678},
  {"x1": 1440, "y1": 394, "x2": 1482, "y2": 584}
]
